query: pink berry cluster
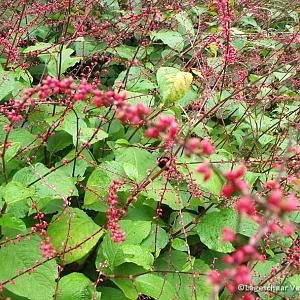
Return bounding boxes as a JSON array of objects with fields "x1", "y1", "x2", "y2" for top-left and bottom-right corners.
[
  {"x1": 40, "y1": 237, "x2": 56, "y2": 259},
  {"x1": 217, "y1": 0, "x2": 236, "y2": 64},
  {"x1": 209, "y1": 265, "x2": 253, "y2": 299},
  {"x1": 146, "y1": 115, "x2": 178, "y2": 140},
  {"x1": 267, "y1": 189, "x2": 298, "y2": 215},
  {"x1": 185, "y1": 137, "x2": 215, "y2": 157},
  {"x1": 32, "y1": 209, "x2": 48, "y2": 237},
  {"x1": 106, "y1": 180, "x2": 126, "y2": 242},
  {"x1": 116, "y1": 102, "x2": 150, "y2": 125},
  {"x1": 221, "y1": 165, "x2": 248, "y2": 197}
]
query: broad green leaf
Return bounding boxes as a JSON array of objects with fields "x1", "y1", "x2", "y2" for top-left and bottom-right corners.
[
  {"x1": 0, "y1": 65, "x2": 29, "y2": 100},
  {"x1": 98, "y1": 287, "x2": 127, "y2": 300},
  {"x1": 58, "y1": 148, "x2": 93, "y2": 178},
  {"x1": 179, "y1": 156, "x2": 224, "y2": 195},
  {"x1": 23, "y1": 42, "x2": 52, "y2": 53},
  {"x1": 240, "y1": 15, "x2": 258, "y2": 27},
  {"x1": 122, "y1": 162, "x2": 139, "y2": 181},
  {"x1": 288, "y1": 275, "x2": 300, "y2": 290},
  {"x1": 24, "y1": 43, "x2": 81, "y2": 77},
  {"x1": 47, "y1": 208, "x2": 104, "y2": 265},
  {"x1": 0, "y1": 235, "x2": 58, "y2": 300},
  {"x1": 144, "y1": 179, "x2": 184, "y2": 210},
  {"x1": 125, "y1": 90, "x2": 154, "y2": 106},
  {"x1": 106, "y1": 264, "x2": 146, "y2": 299},
  {"x1": 171, "y1": 238, "x2": 187, "y2": 251},
  {"x1": 47, "y1": 131, "x2": 73, "y2": 153},
  {"x1": 154, "y1": 251, "x2": 214, "y2": 300},
  {"x1": 170, "y1": 211, "x2": 197, "y2": 235},
  {"x1": 244, "y1": 171, "x2": 260, "y2": 188},
  {"x1": 106, "y1": 45, "x2": 145, "y2": 61},
  {"x1": 120, "y1": 220, "x2": 152, "y2": 244},
  {"x1": 13, "y1": 163, "x2": 78, "y2": 199},
  {"x1": 196, "y1": 209, "x2": 237, "y2": 253},
  {"x1": 135, "y1": 274, "x2": 174, "y2": 300},
  {"x1": 3, "y1": 181, "x2": 35, "y2": 205},
  {"x1": 96, "y1": 220, "x2": 152, "y2": 269},
  {"x1": 1, "y1": 142, "x2": 21, "y2": 163},
  {"x1": 114, "y1": 244, "x2": 154, "y2": 269},
  {"x1": 0, "y1": 128, "x2": 38, "y2": 152},
  {"x1": 0, "y1": 213, "x2": 26, "y2": 232},
  {"x1": 175, "y1": 12, "x2": 195, "y2": 37},
  {"x1": 56, "y1": 273, "x2": 94, "y2": 300},
  {"x1": 239, "y1": 215, "x2": 259, "y2": 237},
  {"x1": 39, "y1": 47, "x2": 81, "y2": 77},
  {"x1": 150, "y1": 30, "x2": 184, "y2": 51},
  {"x1": 156, "y1": 67, "x2": 193, "y2": 104},
  {"x1": 251, "y1": 261, "x2": 297, "y2": 299},
  {"x1": 47, "y1": 110, "x2": 108, "y2": 146},
  {"x1": 114, "y1": 147, "x2": 156, "y2": 182},
  {"x1": 83, "y1": 161, "x2": 125, "y2": 211},
  {"x1": 114, "y1": 67, "x2": 156, "y2": 93},
  {"x1": 232, "y1": 38, "x2": 247, "y2": 50},
  {"x1": 73, "y1": 37, "x2": 103, "y2": 56},
  {"x1": 97, "y1": 235, "x2": 153, "y2": 270},
  {"x1": 141, "y1": 224, "x2": 169, "y2": 252}
]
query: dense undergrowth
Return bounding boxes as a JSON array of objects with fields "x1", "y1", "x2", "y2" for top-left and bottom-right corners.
[{"x1": 0, "y1": 0, "x2": 299, "y2": 299}]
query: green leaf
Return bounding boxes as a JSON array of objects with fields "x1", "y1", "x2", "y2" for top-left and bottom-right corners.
[
  {"x1": 56, "y1": 273, "x2": 94, "y2": 300},
  {"x1": 150, "y1": 30, "x2": 184, "y2": 51},
  {"x1": 47, "y1": 208, "x2": 104, "y2": 265},
  {"x1": 196, "y1": 209, "x2": 237, "y2": 253},
  {"x1": 3, "y1": 181, "x2": 35, "y2": 205},
  {"x1": 179, "y1": 156, "x2": 224, "y2": 195},
  {"x1": 13, "y1": 163, "x2": 78, "y2": 200},
  {"x1": 73, "y1": 37, "x2": 104, "y2": 56},
  {"x1": 106, "y1": 45, "x2": 145, "y2": 61},
  {"x1": 125, "y1": 90, "x2": 154, "y2": 106},
  {"x1": 0, "y1": 128, "x2": 38, "y2": 151},
  {"x1": 24, "y1": 43, "x2": 81, "y2": 77},
  {"x1": 0, "y1": 235, "x2": 58, "y2": 300},
  {"x1": 135, "y1": 274, "x2": 174, "y2": 300},
  {"x1": 240, "y1": 15, "x2": 258, "y2": 27},
  {"x1": 23, "y1": 42, "x2": 52, "y2": 53},
  {"x1": 155, "y1": 251, "x2": 214, "y2": 299},
  {"x1": 40, "y1": 47, "x2": 81, "y2": 77},
  {"x1": 288, "y1": 275, "x2": 300, "y2": 290},
  {"x1": 47, "y1": 131, "x2": 73, "y2": 153},
  {"x1": 122, "y1": 162, "x2": 139, "y2": 181},
  {"x1": 120, "y1": 220, "x2": 152, "y2": 244},
  {"x1": 0, "y1": 213, "x2": 26, "y2": 232},
  {"x1": 175, "y1": 12, "x2": 195, "y2": 37},
  {"x1": 0, "y1": 66, "x2": 29, "y2": 100},
  {"x1": 114, "y1": 67, "x2": 156, "y2": 93},
  {"x1": 114, "y1": 147, "x2": 156, "y2": 182},
  {"x1": 47, "y1": 110, "x2": 108, "y2": 146},
  {"x1": 1, "y1": 142, "x2": 21, "y2": 163},
  {"x1": 156, "y1": 67, "x2": 193, "y2": 104},
  {"x1": 83, "y1": 161, "x2": 125, "y2": 211},
  {"x1": 144, "y1": 178, "x2": 184, "y2": 210},
  {"x1": 58, "y1": 148, "x2": 93, "y2": 178},
  {"x1": 105, "y1": 264, "x2": 145, "y2": 299},
  {"x1": 96, "y1": 220, "x2": 153, "y2": 269},
  {"x1": 171, "y1": 238, "x2": 187, "y2": 251},
  {"x1": 239, "y1": 215, "x2": 259, "y2": 237},
  {"x1": 115, "y1": 244, "x2": 154, "y2": 269},
  {"x1": 141, "y1": 224, "x2": 169, "y2": 253},
  {"x1": 98, "y1": 287, "x2": 127, "y2": 300},
  {"x1": 97, "y1": 235, "x2": 153, "y2": 270}
]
